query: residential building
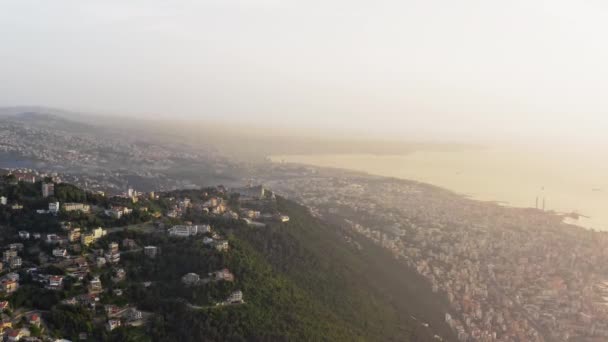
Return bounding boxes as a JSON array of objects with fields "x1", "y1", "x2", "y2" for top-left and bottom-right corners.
[
  {"x1": 6, "y1": 328, "x2": 30, "y2": 342},
  {"x1": 227, "y1": 290, "x2": 244, "y2": 304},
  {"x1": 28, "y1": 314, "x2": 41, "y2": 327},
  {"x1": 18, "y1": 231, "x2": 30, "y2": 240},
  {"x1": 127, "y1": 308, "x2": 143, "y2": 321},
  {"x1": 13, "y1": 172, "x2": 35, "y2": 183},
  {"x1": 52, "y1": 248, "x2": 67, "y2": 258},
  {"x1": 122, "y1": 238, "x2": 137, "y2": 249},
  {"x1": 63, "y1": 203, "x2": 90, "y2": 213},
  {"x1": 0, "y1": 196, "x2": 6, "y2": 205},
  {"x1": 1, "y1": 279, "x2": 18, "y2": 294},
  {"x1": 68, "y1": 228, "x2": 81, "y2": 243},
  {"x1": 48, "y1": 202, "x2": 60, "y2": 214},
  {"x1": 8, "y1": 244, "x2": 23, "y2": 252},
  {"x1": 96, "y1": 257, "x2": 106, "y2": 268},
  {"x1": 81, "y1": 227, "x2": 106, "y2": 246},
  {"x1": 2, "y1": 250, "x2": 17, "y2": 263},
  {"x1": 41, "y1": 182, "x2": 54, "y2": 198},
  {"x1": 112, "y1": 268, "x2": 126, "y2": 283},
  {"x1": 212, "y1": 268, "x2": 235, "y2": 282},
  {"x1": 105, "y1": 206, "x2": 133, "y2": 219},
  {"x1": 234, "y1": 185, "x2": 266, "y2": 200},
  {"x1": 182, "y1": 273, "x2": 200, "y2": 286},
  {"x1": 104, "y1": 250, "x2": 120, "y2": 264},
  {"x1": 144, "y1": 246, "x2": 158, "y2": 259},
  {"x1": 9, "y1": 257, "x2": 21, "y2": 269},
  {"x1": 168, "y1": 224, "x2": 211, "y2": 237},
  {"x1": 89, "y1": 276, "x2": 103, "y2": 293},
  {"x1": 92, "y1": 227, "x2": 107, "y2": 239},
  {"x1": 215, "y1": 240, "x2": 229, "y2": 252},
  {"x1": 81, "y1": 234, "x2": 94, "y2": 246},
  {"x1": 45, "y1": 234, "x2": 63, "y2": 244},
  {"x1": 47, "y1": 276, "x2": 64, "y2": 290},
  {"x1": 106, "y1": 320, "x2": 121, "y2": 332},
  {"x1": 108, "y1": 242, "x2": 119, "y2": 253}
]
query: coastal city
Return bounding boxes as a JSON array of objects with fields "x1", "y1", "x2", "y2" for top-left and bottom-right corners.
[
  {"x1": 0, "y1": 113, "x2": 239, "y2": 194},
  {"x1": 263, "y1": 164, "x2": 608, "y2": 342}
]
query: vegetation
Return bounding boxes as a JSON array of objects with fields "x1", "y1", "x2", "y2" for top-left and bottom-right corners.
[
  {"x1": 230, "y1": 197, "x2": 456, "y2": 341},
  {"x1": 111, "y1": 230, "x2": 360, "y2": 341},
  {"x1": 0, "y1": 178, "x2": 452, "y2": 341}
]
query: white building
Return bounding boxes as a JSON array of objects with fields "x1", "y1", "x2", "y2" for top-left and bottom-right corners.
[
  {"x1": 42, "y1": 182, "x2": 55, "y2": 198},
  {"x1": 144, "y1": 246, "x2": 158, "y2": 259},
  {"x1": 234, "y1": 185, "x2": 266, "y2": 201},
  {"x1": 0, "y1": 196, "x2": 6, "y2": 205},
  {"x1": 105, "y1": 206, "x2": 133, "y2": 219},
  {"x1": 89, "y1": 276, "x2": 103, "y2": 293},
  {"x1": 49, "y1": 202, "x2": 60, "y2": 214},
  {"x1": 3, "y1": 250, "x2": 17, "y2": 263},
  {"x1": 9, "y1": 257, "x2": 22, "y2": 269},
  {"x1": 104, "y1": 251, "x2": 120, "y2": 264},
  {"x1": 52, "y1": 248, "x2": 68, "y2": 258},
  {"x1": 48, "y1": 275, "x2": 64, "y2": 289},
  {"x1": 106, "y1": 319, "x2": 121, "y2": 332},
  {"x1": 227, "y1": 290, "x2": 244, "y2": 303},
  {"x1": 215, "y1": 240, "x2": 229, "y2": 252},
  {"x1": 18, "y1": 231, "x2": 30, "y2": 240},
  {"x1": 127, "y1": 308, "x2": 143, "y2": 321},
  {"x1": 182, "y1": 273, "x2": 200, "y2": 286},
  {"x1": 168, "y1": 225, "x2": 211, "y2": 237}
]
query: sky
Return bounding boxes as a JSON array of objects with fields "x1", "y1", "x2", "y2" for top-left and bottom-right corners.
[{"x1": 1, "y1": 0, "x2": 608, "y2": 144}]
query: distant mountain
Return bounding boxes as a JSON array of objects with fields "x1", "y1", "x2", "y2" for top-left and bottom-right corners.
[
  {"x1": 0, "y1": 106, "x2": 244, "y2": 193},
  {"x1": 0, "y1": 105, "x2": 74, "y2": 117},
  {"x1": 4, "y1": 109, "x2": 97, "y2": 133}
]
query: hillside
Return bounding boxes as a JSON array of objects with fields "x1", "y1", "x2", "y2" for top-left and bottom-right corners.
[
  {"x1": 231, "y1": 197, "x2": 456, "y2": 341},
  {"x1": 0, "y1": 178, "x2": 452, "y2": 341}
]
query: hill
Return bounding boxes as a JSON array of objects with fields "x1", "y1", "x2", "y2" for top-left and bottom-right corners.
[
  {"x1": 230, "y1": 197, "x2": 456, "y2": 341},
  {"x1": 0, "y1": 177, "x2": 452, "y2": 341}
]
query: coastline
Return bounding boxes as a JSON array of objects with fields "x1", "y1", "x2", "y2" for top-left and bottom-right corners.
[{"x1": 268, "y1": 156, "x2": 601, "y2": 232}]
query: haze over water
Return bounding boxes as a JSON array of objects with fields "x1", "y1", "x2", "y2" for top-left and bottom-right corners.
[{"x1": 273, "y1": 146, "x2": 608, "y2": 231}]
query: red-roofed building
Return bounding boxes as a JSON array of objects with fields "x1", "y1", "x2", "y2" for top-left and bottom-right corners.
[{"x1": 29, "y1": 313, "x2": 41, "y2": 327}]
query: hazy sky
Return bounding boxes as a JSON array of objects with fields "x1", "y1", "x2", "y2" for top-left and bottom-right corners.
[{"x1": 2, "y1": 0, "x2": 608, "y2": 143}]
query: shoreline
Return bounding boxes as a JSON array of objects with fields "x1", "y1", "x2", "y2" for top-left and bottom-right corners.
[{"x1": 269, "y1": 158, "x2": 601, "y2": 233}]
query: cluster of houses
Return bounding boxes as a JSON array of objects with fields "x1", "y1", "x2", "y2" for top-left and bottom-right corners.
[
  {"x1": 0, "y1": 181, "x2": 290, "y2": 339},
  {"x1": 104, "y1": 306, "x2": 145, "y2": 331},
  {"x1": 169, "y1": 224, "x2": 230, "y2": 252},
  {"x1": 0, "y1": 304, "x2": 43, "y2": 341},
  {"x1": 104, "y1": 206, "x2": 133, "y2": 219},
  {"x1": 2, "y1": 245, "x2": 23, "y2": 272},
  {"x1": 181, "y1": 268, "x2": 235, "y2": 286}
]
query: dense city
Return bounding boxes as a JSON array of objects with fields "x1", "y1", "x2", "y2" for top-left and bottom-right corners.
[
  {"x1": 0, "y1": 113, "x2": 239, "y2": 194},
  {"x1": 263, "y1": 164, "x2": 608, "y2": 342}
]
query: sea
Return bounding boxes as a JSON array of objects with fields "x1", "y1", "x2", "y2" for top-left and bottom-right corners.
[{"x1": 271, "y1": 146, "x2": 608, "y2": 231}]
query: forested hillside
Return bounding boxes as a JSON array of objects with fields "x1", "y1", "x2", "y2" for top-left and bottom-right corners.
[{"x1": 231, "y1": 197, "x2": 456, "y2": 341}]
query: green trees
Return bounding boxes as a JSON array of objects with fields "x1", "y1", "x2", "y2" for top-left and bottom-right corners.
[
  {"x1": 54, "y1": 183, "x2": 87, "y2": 203},
  {"x1": 47, "y1": 305, "x2": 94, "y2": 340}
]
